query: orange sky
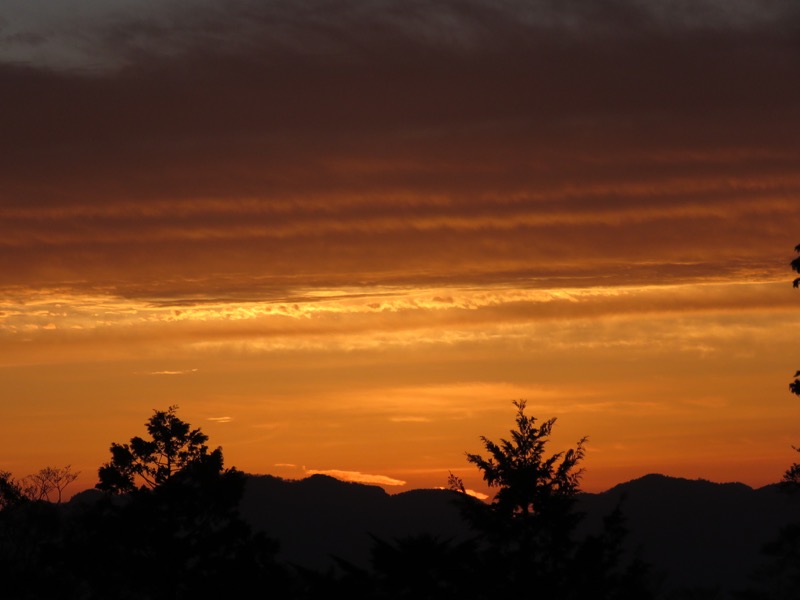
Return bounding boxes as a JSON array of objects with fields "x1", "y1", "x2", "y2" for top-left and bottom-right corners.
[{"x1": 2, "y1": 0, "x2": 800, "y2": 500}]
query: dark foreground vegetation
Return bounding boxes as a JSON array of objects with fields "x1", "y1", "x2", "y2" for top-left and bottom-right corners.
[
  {"x1": 0, "y1": 402, "x2": 651, "y2": 600},
  {"x1": 3, "y1": 401, "x2": 800, "y2": 600}
]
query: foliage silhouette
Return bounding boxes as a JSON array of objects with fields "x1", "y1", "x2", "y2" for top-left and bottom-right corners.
[
  {"x1": 463, "y1": 399, "x2": 587, "y2": 518},
  {"x1": 448, "y1": 399, "x2": 655, "y2": 599},
  {"x1": 0, "y1": 470, "x2": 25, "y2": 511},
  {"x1": 87, "y1": 405, "x2": 289, "y2": 598},
  {"x1": 0, "y1": 407, "x2": 290, "y2": 599},
  {"x1": 448, "y1": 399, "x2": 587, "y2": 568},
  {"x1": 2, "y1": 466, "x2": 79, "y2": 508},
  {"x1": 97, "y1": 404, "x2": 218, "y2": 494},
  {"x1": 22, "y1": 465, "x2": 79, "y2": 503}
]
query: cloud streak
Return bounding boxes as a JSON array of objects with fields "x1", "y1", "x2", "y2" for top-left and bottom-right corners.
[
  {"x1": 2, "y1": 0, "x2": 798, "y2": 306},
  {"x1": 305, "y1": 469, "x2": 407, "y2": 487},
  {"x1": 148, "y1": 369, "x2": 198, "y2": 376},
  {"x1": 1, "y1": 0, "x2": 799, "y2": 496}
]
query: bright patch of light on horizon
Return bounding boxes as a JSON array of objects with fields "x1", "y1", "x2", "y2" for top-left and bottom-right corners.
[
  {"x1": 305, "y1": 469, "x2": 407, "y2": 487},
  {"x1": 437, "y1": 486, "x2": 489, "y2": 501}
]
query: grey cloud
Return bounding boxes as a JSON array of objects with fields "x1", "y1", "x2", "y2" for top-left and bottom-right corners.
[
  {"x1": 3, "y1": 0, "x2": 799, "y2": 71},
  {"x1": 1, "y1": 0, "x2": 798, "y2": 300}
]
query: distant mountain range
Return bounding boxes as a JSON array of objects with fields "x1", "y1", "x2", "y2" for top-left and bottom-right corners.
[
  {"x1": 238, "y1": 473, "x2": 471, "y2": 572},
  {"x1": 574, "y1": 474, "x2": 800, "y2": 595},
  {"x1": 72, "y1": 472, "x2": 800, "y2": 596}
]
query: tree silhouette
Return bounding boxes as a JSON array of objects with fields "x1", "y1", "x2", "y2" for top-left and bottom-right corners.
[
  {"x1": 450, "y1": 399, "x2": 586, "y2": 554},
  {"x1": 463, "y1": 399, "x2": 587, "y2": 518},
  {"x1": 86, "y1": 406, "x2": 289, "y2": 598},
  {"x1": 97, "y1": 404, "x2": 219, "y2": 494},
  {"x1": 0, "y1": 470, "x2": 24, "y2": 511},
  {"x1": 22, "y1": 465, "x2": 79, "y2": 503},
  {"x1": 0, "y1": 468, "x2": 74, "y2": 598},
  {"x1": 449, "y1": 399, "x2": 654, "y2": 599}
]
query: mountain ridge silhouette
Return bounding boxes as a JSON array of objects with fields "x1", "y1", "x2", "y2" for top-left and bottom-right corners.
[
  {"x1": 69, "y1": 472, "x2": 800, "y2": 596},
  {"x1": 573, "y1": 472, "x2": 798, "y2": 595}
]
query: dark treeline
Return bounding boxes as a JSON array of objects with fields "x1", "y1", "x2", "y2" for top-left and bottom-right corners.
[
  {"x1": 0, "y1": 402, "x2": 659, "y2": 600},
  {"x1": 1, "y1": 401, "x2": 799, "y2": 600}
]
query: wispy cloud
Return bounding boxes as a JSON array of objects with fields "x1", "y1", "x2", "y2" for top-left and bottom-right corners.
[
  {"x1": 389, "y1": 416, "x2": 433, "y2": 423},
  {"x1": 1, "y1": 0, "x2": 798, "y2": 496},
  {"x1": 437, "y1": 486, "x2": 489, "y2": 501},
  {"x1": 305, "y1": 469, "x2": 407, "y2": 487}
]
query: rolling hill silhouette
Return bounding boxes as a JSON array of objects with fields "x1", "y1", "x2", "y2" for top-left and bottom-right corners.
[
  {"x1": 238, "y1": 474, "x2": 472, "y2": 571},
  {"x1": 240, "y1": 473, "x2": 800, "y2": 596},
  {"x1": 575, "y1": 474, "x2": 800, "y2": 596},
  {"x1": 70, "y1": 472, "x2": 800, "y2": 597}
]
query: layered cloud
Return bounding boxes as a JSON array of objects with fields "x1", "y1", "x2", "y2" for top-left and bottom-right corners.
[
  {"x1": 1, "y1": 1, "x2": 799, "y2": 496},
  {"x1": 2, "y1": 1, "x2": 798, "y2": 304}
]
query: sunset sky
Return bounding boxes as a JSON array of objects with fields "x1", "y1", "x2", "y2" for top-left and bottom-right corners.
[{"x1": 2, "y1": 0, "x2": 800, "y2": 500}]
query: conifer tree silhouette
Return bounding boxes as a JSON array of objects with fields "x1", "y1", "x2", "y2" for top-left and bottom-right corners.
[{"x1": 449, "y1": 399, "x2": 654, "y2": 599}]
